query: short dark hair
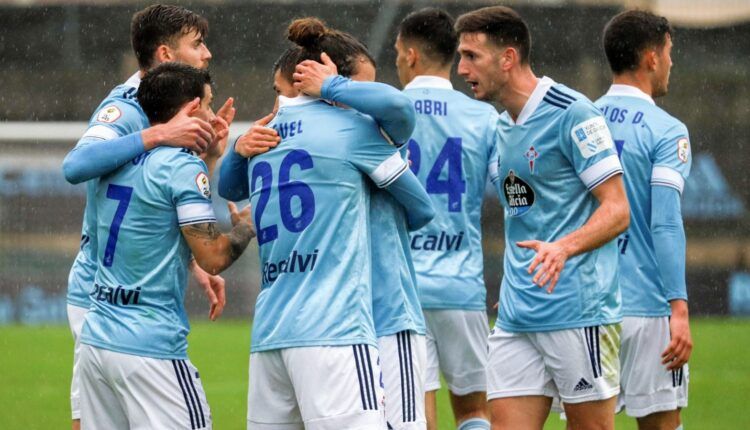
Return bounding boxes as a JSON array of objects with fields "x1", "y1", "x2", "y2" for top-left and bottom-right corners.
[
  {"x1": 280, "y1": 17, "x2": 376, "y2": 83},
  {"x1": 137, "y1": 62, "x2": 211, "y2": 124},
  {"x1": 131, "y1": 4, "x2": 209, "y2": 70},
  {"x1": 603, "y1": 10, "x2": 672, "y2": 74},
  {"x1": 455, "y1": 6, "x2": 531, "y2": 64},
  {"x1": 398, "y1": 8, "x2": 457, "y2": 67}
]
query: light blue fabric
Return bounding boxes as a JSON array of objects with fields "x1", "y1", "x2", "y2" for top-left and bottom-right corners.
[
  {"x1": 403, "y1": 81, "x2": 500, "y2": 311},
  {"x1": 66, "y1": 76, "x2": 149, "y2": 308},
  {"x1": 80, "y1": 147, "x2": 215, "y2": 359},
  {"x1": 247, "y1": 97, "x2": 425, "y2": 351},
  {"x1": 596, "y1": 86, "x2": 691, "y2": 316},
  {"x1": 496, "y1": 78, "x2": 623, "y2": 332}
]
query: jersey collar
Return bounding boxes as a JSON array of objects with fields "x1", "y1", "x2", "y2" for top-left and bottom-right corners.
[
  {"x1": 511, "y1": 76, "x2": 554, "y2": 126},
  {"x1": 125, "y1": 71, "x2": 141, "y2": 90},
  {"x1": 606, "y1": 84, "x2": 655, "y2": 105},
  {"x1": 278, "y1": 94, "x2": 320, "y2": 108},
  {"x1": 404, "y1": 75, "x2": 453, "y2": 90}
]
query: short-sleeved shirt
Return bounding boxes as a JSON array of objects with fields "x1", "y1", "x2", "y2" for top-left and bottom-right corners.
[
  {"x1": 67, "y1": 72, "x2": 149, "y2": 308},
  {"x1": 496, "y1": 77, "x2": 623, "y2": 332},
  {"x1": 248, "y1": 95, "x2": 409, "y2": 352},
  {"x1": 404, "y1": 76, "x2": 500, "y2": 311},
  {"x1": 596, "y1": 84, "x2": 692, "y2": 317},
  {"x1": 80, "y1": 147, "x2": 216, "y2": 359}
]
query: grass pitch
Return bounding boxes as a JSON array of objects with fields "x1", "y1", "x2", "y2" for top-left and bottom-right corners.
[{"x1": 1, "y1": 318, "x2": 748, "y2": 429}]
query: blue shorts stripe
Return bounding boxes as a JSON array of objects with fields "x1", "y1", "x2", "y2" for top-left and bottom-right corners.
[
  {"x1": 363, "y1": 345, "x2": 378, "y2": 410},
  {"x1": 406, "y1": 331, "x2": 415, "y2": 422},
  {"x1": 397, "y1": 332, "x2": 407, "y2": 422},
  {"x1": 353, "y1": 345, "x2": 368, "y2": 410},
  {"x1": 172, "y1": 360, "x2": 196, "y2": 430},
  {"x1": 180, "y1": 361, "x2": 206, "y2": 428}
]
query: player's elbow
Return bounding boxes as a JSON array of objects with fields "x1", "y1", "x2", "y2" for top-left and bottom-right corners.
[
  {"x1": 407, "y1": 203, "x2": 436, "y2": 232},
  {"x1": 62, "y1": 152, "x2": 85, "y2": 185}
]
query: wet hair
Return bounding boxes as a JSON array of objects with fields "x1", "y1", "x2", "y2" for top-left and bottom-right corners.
[
  {"x1": 137, "y1": 62, "x2": 211, "y2": 124},
  {"x1": 398, "y1": 8, "x2": 457, "y2": 67},
  {"x1": 276, "y1": 17, "x2": 376, "y2": 83},
  {"x1": 455, "y1": 6, "x2": 531, "y2": 64},
  {"x1": 131, "y1": 4, "x2": 209, "y2": 70},
  {"x1": 603, "y1": 10, "x2": 672, "y2": 74}
]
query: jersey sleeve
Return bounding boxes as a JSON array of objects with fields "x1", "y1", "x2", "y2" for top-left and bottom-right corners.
[
  {"x1": 651, "y1": 122, "x2": 691, "y2": 194},
  {"x1": 165, "y1": 152, "x2": 217, "y2": 227},
  {"x1": 63, "y1": 100, "x2": 149, "y2": 184},
  {"x1": 561, "y1": 100, "x2": 623, "y2": 191},
  {"x1": 348, "y1": 118, "x2": 409, "y2": 188}
]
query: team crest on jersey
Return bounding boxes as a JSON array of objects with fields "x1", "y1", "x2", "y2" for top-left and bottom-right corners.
[
  {"x1": 503, "y1": 169, "x2": 535, "y2": 217},
  {"x1": 571, "y1": 116, "x2": 613, "y2": 159},
  {"x1": 195, "y1": 172, "x2": 211, "y2": 198},
  {"x1": 677, "y1": 137, "x2": 690, "y2": 163},
  {"x1": 96, "y1": 105, "x2": 122, "y2": 123},
  {"x1": 524, "y1": 146, "x2": 539, "y2": 174}
]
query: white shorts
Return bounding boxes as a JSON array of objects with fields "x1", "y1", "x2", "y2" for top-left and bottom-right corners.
[
  {"x1": 618, "y1": 316, "x2": 688, "y2": 417},
  {"x1": 487, "y1": 324, "x2": 621, "y2": 405},
  {"x1": 423, "y1": 309, "x2": 489, "y2": 395},
  {"x1": 67, "y1": 303, "x2": 88, "y2": 420},
  {"x1": 378, "y1": 331, "x2": 427, "y2": 430},
  {"x1": 247, "y1": 344, "x2": 386, "y2": 430},
  {"x1": 79, "y1": 344, "x2": 211, "y2": 429}
]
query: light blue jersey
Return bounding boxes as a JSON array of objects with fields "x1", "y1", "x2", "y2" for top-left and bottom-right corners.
[
  {"x1": 248, "y1": 95, "x2": 410, "y2": 352},
  {"x1": 404, "y1": 76, "x2": 500, "y2": 311},
  {"x1": 66, "y1": 72, "x2": 148, "y2": 308},
  {"x1": 80, "y1": 146, "x2": 216, "y2": 359},
  {"x1": 596, "y1": 85, "x2": 691, "y2": 317},
  {"x1": 371, "y1": 146, "x2": 426, "y2": 337},
  {"x1": 496, "y1": 77, "x2": 623, "y2": 332}
]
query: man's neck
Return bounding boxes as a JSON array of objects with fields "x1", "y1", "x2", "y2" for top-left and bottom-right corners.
[
  {"x1": 501, "y1": 66, "x2": 538, "y2": 121},
  {"x1": 612, "y1": 71, "x2": 654, "y2": 97},
  {"x1": 412, "y1": 64, "x2": 451, "y2": 82}
]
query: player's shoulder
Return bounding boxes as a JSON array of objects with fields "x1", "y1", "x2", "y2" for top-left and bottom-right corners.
[
  {"x1": 649, "y1": 105, "x2": 688, "y2": 136},
  {"x1": 146, "y1": 147, "x2": 205, "y2": 172},
  {"x1": 89, "y1": 84, "x2": 145, "y2": 128},
  {"x1": 546, "y1": 84, "x2": 602, "y2": 124}
]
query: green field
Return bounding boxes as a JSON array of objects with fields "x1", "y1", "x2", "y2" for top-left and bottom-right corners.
[{"x1": 1, "y1": 318, "x2": 749, "y2": 429}]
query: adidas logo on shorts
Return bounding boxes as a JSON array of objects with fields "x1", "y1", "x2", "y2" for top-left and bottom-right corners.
[{"x1": 573, "y1": 378, "x2": 593, "y2": 392}]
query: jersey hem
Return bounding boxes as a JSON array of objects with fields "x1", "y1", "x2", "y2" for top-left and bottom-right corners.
[
  {"x1": 621, "y1": 310, "x2": 671, "y2": 318},
  {"x1": 80, "y1": 338, "x2": 188, "y2": 360},
  {"x1": 250, "y1": 336, "x2": 378, "y2": 352},
  {"x1": 66, "y1": 298, "x2": 90, "y2": 309},
  {"x1": 496, "y1": 316, "x2": 622, "y2": 333},
  {"x1": 375, "y1": 325, "x2": 427, "y2": 337},
  {"x1": 420, "y1": 303, "x2": 486, "y2": 311}
]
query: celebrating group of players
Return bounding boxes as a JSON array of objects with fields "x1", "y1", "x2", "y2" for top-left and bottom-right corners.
[{"x1": 61, "y1": 3, "x2": 693, "y2": 430}]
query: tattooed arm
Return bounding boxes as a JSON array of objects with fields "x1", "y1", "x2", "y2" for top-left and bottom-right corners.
[{"x1": 181, "y1": 202, "x2": 255, "y2": 275}]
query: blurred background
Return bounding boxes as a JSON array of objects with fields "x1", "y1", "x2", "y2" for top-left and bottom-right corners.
[{"x1": 0, "y1": 0, "x2": 749, "y2": 324}]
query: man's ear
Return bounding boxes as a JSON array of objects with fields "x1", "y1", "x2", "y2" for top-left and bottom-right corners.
[
  {"x1": 407, "y1": 47, "x2": 418, "y2": 68},
  {"x1": 499, "y1": 46, "x2": 517, "y2": 72},
  {"x1": 154, "y1": 44, "x2": 173, "y2": 64},
  {"x1": 643, "y1": 49, "x2": 658, "y2": 72}
]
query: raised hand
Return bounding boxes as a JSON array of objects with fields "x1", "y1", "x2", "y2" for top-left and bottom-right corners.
[
  {"x1": 154, "y1": 98, "x2": 215, "y2": 153},
  {"x1": 293, "y1": 52, "x2": 338, "y2": 97},
  {"x1": 235, "y1": 112, "x2": 280, "y2": 158}
]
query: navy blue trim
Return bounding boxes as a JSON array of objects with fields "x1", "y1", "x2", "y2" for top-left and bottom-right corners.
[
  {"x1": 180, "y1": 361, "x2": 206, "y2": 428},
  {"x1": 172, "y1": 360, "x2": 196, "y2": 430},
  {"x1": 380, "y1": 162, "x2": 409, "y2": 188},
  {"x1": 544, "y1": 90, "x2": 573, "y2": 107},
  {"x1": 176, "y1": 360, "x2": 201, "y2": 429},
  {"x1": 584, "y1": 327, "x2": 599, "y2": 378},
  {"x1": 549, "y1": 86, "x2": 576, "y2": 103},
  {"x1": 363, "y1": 345, "x2": 378, "y2": 410},
  {"x1": 353, "y1": 345, "x2": 369, "y2": 410},
  {"x1": 595, "y1": 327, "x2": 602, "y2": 377},
  {"x1": 406, "y1": 331, "x2": 415, "y2": 422},
  {"x1": 543, "y1": 96, "x2": 568, "y2": 110},
  {"x1": 397, "y1": 333, "x2": 407, "y2": 422}
]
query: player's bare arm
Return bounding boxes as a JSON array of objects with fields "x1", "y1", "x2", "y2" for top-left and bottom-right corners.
[
  {"x1": 518, "y1": 174, "x2": 630, "y2": 293},
  {"x1": 181, "y1": 202, "x2": 256, "y2": 275},
  {"x1": 141, "y1": 98, "x2": 215, "y2": 154},
  {"x1": 662, "y1": 299, "x2": 693, "y2": 370}
]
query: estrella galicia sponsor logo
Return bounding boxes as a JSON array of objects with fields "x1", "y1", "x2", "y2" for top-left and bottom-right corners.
[
  {"x1": 503, "y1": 169, "x2": 535, "y2": 217},
  {"x1": 262, "y1": 249, "x2": 319, "y2": 285},
  {"x1": 91, "y1": 283, "x2": 141, "y2": 306}
]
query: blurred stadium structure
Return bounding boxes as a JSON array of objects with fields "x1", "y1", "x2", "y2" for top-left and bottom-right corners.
[{"x1": 0, "y1": 0, "x2": 749, "y2": 323}]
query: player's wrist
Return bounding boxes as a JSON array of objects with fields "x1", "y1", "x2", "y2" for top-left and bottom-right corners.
[
  {"x1": 141, "y1": 125, "x2": 166, "y2": 150},
  {"x1": 669, "y1": 299, "x2": 689, "y2": 317}
]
